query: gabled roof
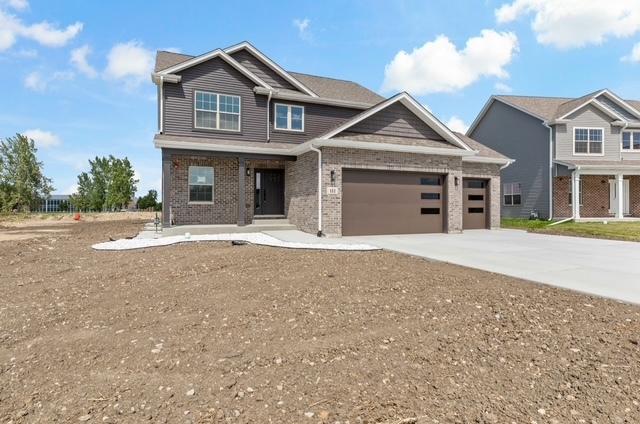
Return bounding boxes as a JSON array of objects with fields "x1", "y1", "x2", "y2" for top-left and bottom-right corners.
[
  {"x1": 468, "y1": 89, "x2": 640, "y2": 135},
  {"x1": 153, "y1": 43, "x2": 383, "y2": 107},
  {"x1": 319, "y1": 92, "x2": 472, "y2": 151},
  {"x1": 223, "y1": 42, "x2": 317, "y2": 97},
  {"x1": 155, "y1": 49, "x2": 273, "y2": 89}
]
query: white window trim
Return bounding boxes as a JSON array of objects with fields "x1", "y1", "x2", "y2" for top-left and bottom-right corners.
[
  {"x1": 193, "y1": 90, "x2": 241, "y2": 132},
  {"x1": 503, "y1": 182, "x2": 522, "y2": 206},
  {"x1": 569, "y1": 179, "x2": 583, "y2": 206},
  {"x1": 573, "y1": 127, "x2": 605, "y2": 156},
  {"x1": 273, "y1": 103, "x2": 305, "y2": 132},
  {"x1": 188, "y1": 166, "x2": 215, "y2": 204},
  {"x1": 621, "y1": 130, "x2": 640, "y2": 152}
]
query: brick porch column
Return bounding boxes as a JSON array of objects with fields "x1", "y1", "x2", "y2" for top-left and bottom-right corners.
[{"x1": 238, "y1": 157, "x2": 246, "y2": 226}]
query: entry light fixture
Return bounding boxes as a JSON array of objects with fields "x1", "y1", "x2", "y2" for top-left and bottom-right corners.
[
  {"x1": 455, "y1": 176, "x2": 459, "y2": 186},
  {"x1": 246, "y1": 168, "x2": 251, "y2": 177},
  {"x1": 330, "y1": 170, "x2": 336, "y2": 184}
]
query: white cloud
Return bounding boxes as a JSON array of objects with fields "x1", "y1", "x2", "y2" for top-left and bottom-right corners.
[
  {"x1": 622, "y1": 42, "x2": 640, "y2": 62},
  {"x1": 70, "y1": 44, "x2": 97, "y2": 78},
  {"x1": 1, "y1": 0, "x2": 28, "y2": 11},
  {"x1": 494, "y1": 81, "x2": 513, "y2": 93},
  {"x1": 0, "y1": 8, "x2": 82, "y2": 51},
  {"x1": 293, "y1": 18, "x2": 311, "y2": 40},
  {"x1": 382, "y1": 30, "x2": 519, "y2": 95},
  {"x1": 23, "y1": 129, "x2": 61, "y2": 148},
  {"x1": 24, "y1": 70, "x2": 45, "y2": 91},
  {"x1": 446, "y1": 116, "x2": 469, "y2": 133},
  {"x1": 104, "y1": 41, "x2": 154, "y2": 86},
  {"x1": 496, "y1": 0, "x2": 640, "y2": 49}
]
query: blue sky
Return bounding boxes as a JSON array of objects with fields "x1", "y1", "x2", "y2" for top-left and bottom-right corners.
[{"x1": 1, "y1": 0, "x2": 640, "y2": 195}]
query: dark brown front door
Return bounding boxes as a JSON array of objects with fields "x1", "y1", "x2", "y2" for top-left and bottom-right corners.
[
  {"x1": 255, "y1": 169, "x2": 284, "y2": 216},
  {"x1": 463, "y1": 179, "x2": 488, "y2": 229},
  {"x1": 342, "y1": 169, "x2": 445, "y2": 236}
]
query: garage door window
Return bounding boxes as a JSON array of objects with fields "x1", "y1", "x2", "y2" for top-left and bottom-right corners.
[
  {"x1": 468, "y1": 207, "x2": 484, "y2": 213},
  {"x1": 421, "y1": 208, "x2": 440, "y2": 214},
  {"x1": 420, "y1": 176, "x2": 441, "y2": 185},
  {"x1": 466, "y1": 180, "x2": 486, "y2": 189},
  {"x1": 421, "y1": 193, "x2": 440, "y2": 200},
  {"x1": 468, "y1": 194, "x2": 484, "y2": 201}
]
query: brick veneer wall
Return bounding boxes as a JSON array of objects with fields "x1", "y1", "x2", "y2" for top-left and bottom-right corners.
[
  {"x1": 169, "y1": 155, "x2": 239, "y2": 225},
  {"x1": 554, "y1": 175, "x2": 640, "y2": 218},
  {"x1": 462, "y1": 162, "x2": 502, "y2": 228},
  {"x1": 319, "y1": 147, "x2": 464, "y2": 236},
  {"x1": 285, "y1": 151, "x2": 318, "y2": 233}
]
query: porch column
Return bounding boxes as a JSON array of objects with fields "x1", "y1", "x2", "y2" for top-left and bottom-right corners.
[
  {"x1": 572, "y1": 171, "x2": 581, "y2": 219},
  {"x1": 616, "y1": 173, "x2": 624, "y2": 219},
  {"x1": 238, "y1": 157, "x2": 246, "y2": 226}
]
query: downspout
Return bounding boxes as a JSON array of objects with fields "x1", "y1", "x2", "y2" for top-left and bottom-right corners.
[
  {"x1": 543, "y1": 122, "x2": 553, "y2": 220},
  {"x1": 309, "y1": 144, "x2": 323, "y2": 237},
  {"x1": 159, "y1": 75, "x2": 164, "y2": 133},
  {"x1": 266, "y1": 89, "x2": 273, "y2": 142}
]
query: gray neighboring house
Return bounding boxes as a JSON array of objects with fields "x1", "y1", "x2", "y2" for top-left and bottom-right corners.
[
  {"x1": 468, "y1": 89, "x2": 640, "y2": 220},
  {"x1": 152, "y1": 41, "x2": 510, "y2": 236}
]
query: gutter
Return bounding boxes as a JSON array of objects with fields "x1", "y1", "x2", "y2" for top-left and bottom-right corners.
[
  {"x1": 309, "y1": 145, "x2": 324, "y2": 237},
  {"x1": 159, "y1": 75, "x2": 164, "y2": 133},
  {"x1": 253, "y1": 86, "x2": 373, "y2": 110},
  {"x1": 266, "y1": 89, "x2": 272, "y2": 142}
]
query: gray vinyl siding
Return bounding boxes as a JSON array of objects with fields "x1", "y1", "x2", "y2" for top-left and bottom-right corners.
[
  {"x1": 163, "y1": 56, "x2": 267, "y2": 142},
  {"x1": 229, "y1": 49, "x2": 297, "y2": 91},
  {"x1": 554, "y1": 104, "x2": 620, "y2": 162},
  {"x1": 269, "y1": 100, "x2": 360, "y2": 144},
  {"x1": 596, "y1": 95, "x2": 639, "y2": 122},
  {"x1": 469, "y1": 99, "x2": 550, "y2": 219},
  {"x1": 344, "y1": 103, "x2": 446, "y2": 141}
]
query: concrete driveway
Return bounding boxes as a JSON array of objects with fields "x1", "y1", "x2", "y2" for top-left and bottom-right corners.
[{"x1": 346, "y1": 229, "x2": 640, "y2": 305}]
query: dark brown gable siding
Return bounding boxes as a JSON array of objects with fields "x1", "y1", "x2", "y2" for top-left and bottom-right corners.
[
  {"x1": 163, "y1": 57, "x2": 267, "y2": 142},
  {"x1": 230, "y1": 49, "x2": 298, "y2": 91},
  {"x1": 345, "y1": 103, "x2": 446, "y2": 141},
  {"x1": 269, "y1": 100, "x2": 361, "y2": 144}
]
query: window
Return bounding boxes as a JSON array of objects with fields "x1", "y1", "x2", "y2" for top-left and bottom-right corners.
[
  {"x1": 274, "y1": 104, "x2": 304, "y2": 131},
  {"x1": 622, "y1": 131, "x2": 640, "y2": 151},
  {"x1": 194, "y1": 91, "x2": 240, "y2": 131},
  {"x1": 421, "y1": 208, "x2": 440, "y2": 215},
  {"x1": 569, "y1": 179, "x2": 583, "y2": 206},
  {"x1": 421, "y1": 193, "x2": 440, "y2": 200},
  {"x1": 420, "y1": 176, "x2": 441, "y2": 185},
  {"x1": 574, "y1": 128, "x2": 603, "y2": 155},
  {"x1": 503, "y1": 182, "x2": 521, "y2": 206},
  {"x1": 468, "y1": 194, "x2": 484, "y2": 201},
  {"x1": 188, "y1": 166, "x2": 214, "y2": 203}
]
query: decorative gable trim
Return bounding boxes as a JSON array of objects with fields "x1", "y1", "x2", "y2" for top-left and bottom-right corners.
[
  {"x1": 557, "y1": 89, "x2": 640, "y2": 121},
  {"x1": 224, "y1": 42, "x2": 318, "y2": 97},
  {"x1": 154, "y1": 49, "x2": 273, "y2": 90},
  {"x1": 319, "y1": 92, "x2": 472, "y2": 150},
  {"x1": 557, "y1": 97, "x2": 625, "y2": 122}
]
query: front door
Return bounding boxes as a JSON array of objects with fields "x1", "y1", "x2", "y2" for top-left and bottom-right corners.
[
  {"x1": 609, "y1": 179, "x2": 630, "y2": 215},
  {"x1": 254, "y1": 169, "x2": 285, "y2": 216}
]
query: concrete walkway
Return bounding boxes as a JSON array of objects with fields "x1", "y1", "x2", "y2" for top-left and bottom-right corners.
[{"x1": 346, "y1": 229, "x2": 640, "y2": 305}]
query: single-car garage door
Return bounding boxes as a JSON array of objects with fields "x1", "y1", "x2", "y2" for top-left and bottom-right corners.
[
  {"x1": 463, "y1": 179, "x2": 488, "y2": 229},
  {"x1": 342, "y1": 169, "x2": 444, "y2": 236}
]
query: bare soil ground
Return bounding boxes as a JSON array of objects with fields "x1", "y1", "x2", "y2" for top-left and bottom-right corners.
[{"x1": 1, "y1": 220, "x2": 640, "y2": 423}]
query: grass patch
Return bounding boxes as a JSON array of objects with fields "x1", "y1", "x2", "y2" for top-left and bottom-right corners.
[
  {"x1": 501, "y1": 218, "x2": 551, "y2": 230},
  {"x1": 502, "y1": 218, "x2": 640, "y2": 242}
]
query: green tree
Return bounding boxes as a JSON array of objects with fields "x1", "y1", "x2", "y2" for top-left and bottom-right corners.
[
  {"x1": 70, "y1": 172, "x2": 92, "y2": 211},
  {"x1": 137, "y1": 189, "x2": 158, "y2": 210},
  {"x1": 106, "y1": 156, "x2": 137, "y2": 209},
  {"x1": 0, "y1": 134, "x2": 54, "y2": 212}
]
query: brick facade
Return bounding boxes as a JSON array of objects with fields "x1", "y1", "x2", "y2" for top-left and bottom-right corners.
[
  {"x1": 554, "y1": 175, "x2": 640, "y2": 218},
  {"x1": 462, "y1": 162, "x2": 502, "y2": 229},
  {"x1": 285, "y1": 151, "x2": 318, "y2": 234}
]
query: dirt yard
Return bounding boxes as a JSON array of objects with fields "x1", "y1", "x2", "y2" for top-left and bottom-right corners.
[{"x1": 1, "y1": 220, "x2": 640, "y2": 423}]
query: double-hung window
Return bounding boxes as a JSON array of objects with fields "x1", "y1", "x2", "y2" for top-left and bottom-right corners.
[
  {"x1": 622, "y1": 131, "x2": 640, "y2": 151},
  {"x1": 194, "y1": 91, "x2": 240, "y2": 131},
  {"x1": 574, "y1": 127, "x2": 603, "y2": 155},
  {"x1": 503, "y1": 182, "x2": 521, "y2": 206},
  {"x1": 274, "y1": 104, "x2": 304, "y2": 131},
  {"x1": 188, "y1": 166, "x2": 214, "y2": 203}
]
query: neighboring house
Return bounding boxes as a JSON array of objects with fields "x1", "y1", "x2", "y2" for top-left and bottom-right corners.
[
  {"x1": 37, "y1": 194, "x2": 76, "y2": 213},
  {"x1": 152, "y1": 41, "x2": 510, "y2": 236},
  {"x1": 468, "y1": 89, "x2": 640, "y2": 220}
]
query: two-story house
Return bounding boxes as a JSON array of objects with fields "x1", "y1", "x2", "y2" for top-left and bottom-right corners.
[
  {"x1": 468, "y1": 89, "x2": 640, "y2": 221},
  {"x1": 152, "y1": 41, "x2": 510, "y2": 236}
]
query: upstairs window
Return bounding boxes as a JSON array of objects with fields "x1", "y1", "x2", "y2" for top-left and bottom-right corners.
[
  {"x1": 574, "y1": 127, "x2": 603, "y2": 155},
  {"x1": 622, "y1": 131, "x2": 640, "y2": 151},
  {"x1": 503, "y1": 182, "x2": 521, "y2": 206},
  {"x1": 274, "y1": 104, "x2": 304, "y2": 131},
  {"x1": 194, "y1": 91, "x2": 240, "y2": 131}
]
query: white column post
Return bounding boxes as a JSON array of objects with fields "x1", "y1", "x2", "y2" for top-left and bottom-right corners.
[
  {"x1": 616, "y1": 173, "x2": 624, "y2": 219},
  {"x1": 572, "y1": 172, "x2": 581, "y2": 219}
]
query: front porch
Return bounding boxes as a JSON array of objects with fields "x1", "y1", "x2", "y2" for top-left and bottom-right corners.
[{"x1": 553, "y1": 173, "x2": 640, "y2": 219}]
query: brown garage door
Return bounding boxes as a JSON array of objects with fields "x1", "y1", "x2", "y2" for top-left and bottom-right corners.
[
  {"x1": 342, "y1": 169, "x2": 444, "y2": 236},
  {"x1": 463, "y1": 179, "x2": 488, "y2": 229}
]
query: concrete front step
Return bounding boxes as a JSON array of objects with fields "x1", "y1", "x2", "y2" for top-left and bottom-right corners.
[
  {"x1": 161, "y1": 221, "x2": 296, "y2": 237},
  {"x1": 250, "y1": 218, "x2": 291, "y2": 225}
]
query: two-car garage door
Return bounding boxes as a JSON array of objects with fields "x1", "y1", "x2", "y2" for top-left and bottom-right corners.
[{"x1": 342, "y1": 169, "x2": 444, "y2": 236}]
